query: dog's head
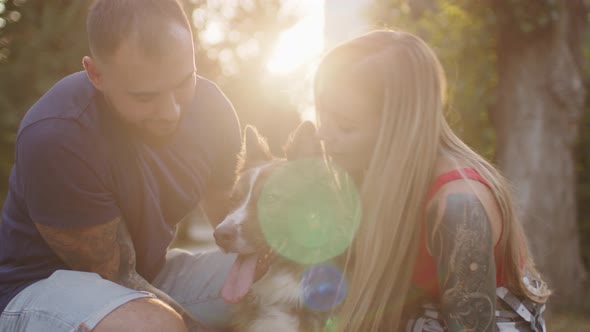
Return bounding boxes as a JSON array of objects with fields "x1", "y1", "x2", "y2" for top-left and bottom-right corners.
[{"x1": 214, "y1": 121, "x2": 322, "y2": 304}]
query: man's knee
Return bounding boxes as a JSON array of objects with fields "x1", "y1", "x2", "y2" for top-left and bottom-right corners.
[{"x1": 93, "y1": 297, "x2": 188, "y2": 332}]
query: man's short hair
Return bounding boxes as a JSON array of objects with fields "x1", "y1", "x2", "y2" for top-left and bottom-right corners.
[{"x1": 87, "y1": 0, "x2": 192, "y2": 60}]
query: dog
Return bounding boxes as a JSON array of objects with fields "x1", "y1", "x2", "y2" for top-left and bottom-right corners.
[{"x1": 213, "y1": 122, "x2": 355, "y2": 332}]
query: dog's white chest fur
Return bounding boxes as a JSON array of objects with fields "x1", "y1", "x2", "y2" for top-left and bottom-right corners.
[
  {"x1": 251, "y1": 269, "x2": 302, "y2": 307},
  {"x1": 234, "y1": 266, "x2": 305, "y2": 332}
]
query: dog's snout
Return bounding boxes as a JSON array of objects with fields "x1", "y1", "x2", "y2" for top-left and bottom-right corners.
[{"x1": 214, "y1": 224, "x2": 238, "y2": 248}]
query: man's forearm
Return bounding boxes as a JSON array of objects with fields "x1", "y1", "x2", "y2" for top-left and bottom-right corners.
[
  {"x1": 115, "y1": 221, "x2": 198, "y2": 322},
  {"x1": 36, "y1": 219, "x2": 121, "y2": 281},
  {"x1": 36, "y1": 218, "x2": 197, "y2": 324}
]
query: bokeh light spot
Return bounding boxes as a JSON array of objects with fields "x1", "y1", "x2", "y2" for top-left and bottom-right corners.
[
  {"x1": 8, "y1": 11, "x2": 20, "y2": 22},
  {"x1": 258, "y1": 158, "x2": 361, "y2": 264},
  {"x1": 302, "y1": 263, "x2": 347, "y2": 312}
]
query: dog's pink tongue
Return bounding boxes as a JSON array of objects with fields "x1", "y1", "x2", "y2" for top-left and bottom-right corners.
[{"x1": 221, "y1": 253, "x2": 258, "y2": 304}]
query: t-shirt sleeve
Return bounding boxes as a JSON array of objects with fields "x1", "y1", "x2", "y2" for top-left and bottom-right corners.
[
  {"x1": 17, "y1": 119, "x2": 120, "y2": 228},
  {"x1": 201, "y1": 80, "x2": 242, "y2": 190}
]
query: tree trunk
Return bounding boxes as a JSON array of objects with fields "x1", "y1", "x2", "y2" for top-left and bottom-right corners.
[{"x1": 492, "y1": 0, "x2": 587, "y2": 308}]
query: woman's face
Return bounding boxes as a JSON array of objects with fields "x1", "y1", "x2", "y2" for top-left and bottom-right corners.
[{"x1": 316, "y1": 84, "x2": 381, "y2": 175}]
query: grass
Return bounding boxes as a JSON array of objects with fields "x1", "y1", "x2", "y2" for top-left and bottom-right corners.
[{"x1": 547, "y1": 312, "x2": 590, "y2": 332}]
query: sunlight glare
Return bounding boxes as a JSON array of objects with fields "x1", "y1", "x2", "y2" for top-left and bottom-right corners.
[
  {"x1": 300, "y1": 106, "x2": 317, "y2": 124},
  {"x1": 267, "y1": 0, "x2": 324, "y2": 75},
  {"x1": 201, "y1": 20, "x2": 225, "y2": 45}
]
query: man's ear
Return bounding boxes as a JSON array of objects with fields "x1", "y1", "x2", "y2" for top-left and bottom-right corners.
[
  {"x1": 83, "y1": 56, "x2": 104, "y2": 91},
  {"x1": 284, "y1": 121, "x2": 322, "y2": 161},
  {"x1": 238, "y1": 125, "x2": 272, "y2": 171}
]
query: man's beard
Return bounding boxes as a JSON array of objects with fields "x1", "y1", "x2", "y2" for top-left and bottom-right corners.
[
  {"x1": 141, "y1": 118, "x2": 180, "y2": 137},
  {"x1": 102, "y1": 96, "x2": 181, "y2": 144}
]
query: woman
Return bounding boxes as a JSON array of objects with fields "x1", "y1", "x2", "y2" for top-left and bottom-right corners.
[{"x1": 314, "y1": 30, "x2": 550, "y2": 332}]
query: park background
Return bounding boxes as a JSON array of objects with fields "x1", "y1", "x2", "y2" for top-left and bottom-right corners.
[{"x1": 0, "y1": 0, "x2": 589, "y2": 329}]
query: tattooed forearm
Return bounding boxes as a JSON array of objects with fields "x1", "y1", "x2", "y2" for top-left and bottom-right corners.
[
  {"x1": 427, "y1": 193, "x2": 496, "y2": 332},
  {"x1": 36, "y1": 219, "x2": 198, "y2": 325},
  {"x1": 116, "y1": 222, "x2": 203, "y2": 327},
  {"x1": 36, "y1": 219, "x2": 120, "y2": 281}
]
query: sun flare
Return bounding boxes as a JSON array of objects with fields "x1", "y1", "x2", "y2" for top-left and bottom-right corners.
[{"x1": 266, "y1": 0, "x2": 325, "y2": 75}]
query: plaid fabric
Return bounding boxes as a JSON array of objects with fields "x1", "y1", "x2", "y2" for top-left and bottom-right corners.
[{"x1": 405, "y1": 284, "x2": 546, "y2": 332}]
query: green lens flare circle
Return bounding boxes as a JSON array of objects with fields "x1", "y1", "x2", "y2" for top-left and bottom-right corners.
[{"x1": 257, "y1": 158, "x2": 361, "y2": 264}]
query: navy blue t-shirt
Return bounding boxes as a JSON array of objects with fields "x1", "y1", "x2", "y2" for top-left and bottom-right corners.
[{"x1": 0, "y1": 71, "x2": 241, "y2": 312}]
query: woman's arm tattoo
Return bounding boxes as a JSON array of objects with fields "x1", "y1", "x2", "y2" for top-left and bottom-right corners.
[{"x1": 427, "y1": 193, "x2": 496, "y2": 332}]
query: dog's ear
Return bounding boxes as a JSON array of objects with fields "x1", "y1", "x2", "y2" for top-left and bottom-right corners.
[
  {"x1": 238, "y1": 125, "x2": 273, "y2": 171},
  {"x1": 284, "y1": 121, "x2": 322, "y2": 161}
]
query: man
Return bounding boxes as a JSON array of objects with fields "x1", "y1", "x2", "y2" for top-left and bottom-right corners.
[{"x1": 0, "y1": 0, "x2": 241, "y2": 331}]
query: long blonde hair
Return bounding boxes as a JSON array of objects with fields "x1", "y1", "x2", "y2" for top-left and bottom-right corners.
[{"x1": 314, "y1": 30, "x2": 550, "y2": 331}]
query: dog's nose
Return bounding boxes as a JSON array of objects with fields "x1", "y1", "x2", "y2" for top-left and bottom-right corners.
[{"x1": 214, "y1": 224, "x2": 237, "y2": 248}]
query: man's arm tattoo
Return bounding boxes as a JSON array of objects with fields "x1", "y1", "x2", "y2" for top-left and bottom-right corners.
[
  {"x1": 115, "y1": 221, "x2": 198, "y2": 322},
  {"x1": 36, "y1": 219, "x2": 120, "y2": 281},
  {"x1": 36, "y1": 219, "x2": 198, "y2": 324},
  {"x1": 427, "y1": 193, "x2": 496, "y2": 332}
]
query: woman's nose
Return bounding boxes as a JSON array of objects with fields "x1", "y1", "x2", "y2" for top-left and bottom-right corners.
[{"x1": 317, "y1": 122, "x2": 334, "y2": 144}]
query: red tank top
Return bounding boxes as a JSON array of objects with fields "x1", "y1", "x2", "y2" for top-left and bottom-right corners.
[{"x1": 410, "y1": 168, "x2": 506, "y2": 298}]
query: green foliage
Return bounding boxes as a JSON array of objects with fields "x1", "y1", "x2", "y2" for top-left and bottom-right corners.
[
  {"x1": 492, "y1": 0, "x2": 560, "y2": 36},
  {"x1": 0, "y1": 0, "x2": 91, "y2": 201}
]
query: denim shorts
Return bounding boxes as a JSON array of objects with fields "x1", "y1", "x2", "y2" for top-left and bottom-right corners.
[{"x1": 0, "y1": 249, "x2": 237, "y2": 332}]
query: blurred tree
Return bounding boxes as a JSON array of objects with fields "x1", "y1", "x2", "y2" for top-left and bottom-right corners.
[
  {"x1": 372, "y1": 0, "x2": 588, "y2": 308},
  {"x1": 0, "y1": 0, "x2": 90, "y2": 202},
  {"x1": 491, "y1": 0, "x2": 587, "y2": 308},
  {"x1": 577, "y1": 90, "x2": 590, "y2": 308},
  {"x1": 186, "y1": 0, "x2": 305, "y2": 154},
  {"x1": 574, "y1": 13, "x2": 590, "y2": 310}
]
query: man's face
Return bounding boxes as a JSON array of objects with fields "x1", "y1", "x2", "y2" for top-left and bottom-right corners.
[{"x1": 87, "y1": 23, "x2": 196, "y2": 137}]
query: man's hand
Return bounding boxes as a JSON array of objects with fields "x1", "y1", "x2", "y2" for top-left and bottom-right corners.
[{"x1": 35, "y1": 218, "x2": 202, "y2": 326}]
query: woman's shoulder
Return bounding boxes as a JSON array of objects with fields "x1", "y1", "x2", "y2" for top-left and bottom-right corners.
[{"x1": 425, "y1": 157, "x2": 503, "y2": 245}]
